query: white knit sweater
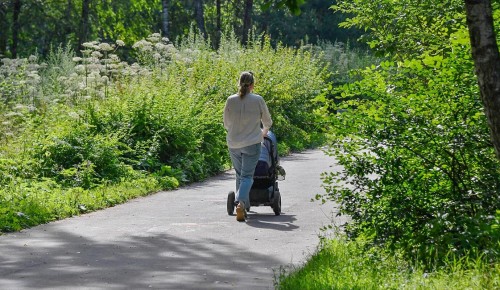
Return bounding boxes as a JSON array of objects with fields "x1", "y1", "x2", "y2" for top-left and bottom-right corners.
[{"x1": 223, "y1": 93, "x2": 273, "y2": 149}]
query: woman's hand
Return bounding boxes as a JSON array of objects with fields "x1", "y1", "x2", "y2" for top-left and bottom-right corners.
[{"x1": 261, "y1": 128, "x2": 269, "y2": 138}]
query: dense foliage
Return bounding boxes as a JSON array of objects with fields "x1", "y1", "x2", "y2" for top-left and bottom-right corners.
[
  {"x1": 319, "y1": 0, "x2": 500, "y2": 265},
  {"x1": 0, "y1": 0, "x2": 362, "y2": 59},
  {"x1": 0, "y1": 33, "x2": 329, "y2": 232}
]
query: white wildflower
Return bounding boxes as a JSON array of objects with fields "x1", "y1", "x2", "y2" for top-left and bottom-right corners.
[
  {"x1": 91, "y1": 51, "x2": 103, "y2": 58},
  {"x1": 132, "y1": 39, "x2": 152, "y2": 49},
  {"x1": 98, "y1": 43, "x2": 114, "y2": 51},
  {"x1": 82, "y1": 41, "x2": 97, "y2": 48},
  {"x1": 68, "y1": 111, "x2": 80, "y2": 119},
  {"x1": 28, "y1": 55, "x2": 38, "y2": 62},
  {"x1": 73, "y1": 57, "x2": 82, "y2": 62},
  {"x1": 116, "y1": 40, "x2": 125, "y2": 47},
  {"x1": 75, "y1": 65, "x2": 85, "y2": 74},
  {"x1": 139, "y1": 69, "x2": 152, "y2": 76},
  {"x1": 155, "y1": 43, "x2": 166, "y2": 51},
  {"x1": 147, "y1": 33, "x2": 161, "y2": 42},
  {"x1": 4, "y1": 111, "x2": 23, "y2": 117},
  {"x1": 81, "y1": 49, "x2": 93, "y2": 55},
  {"x1": 88, "y1": 63, "x2": 101, "y2": 71},
  {"x1": 109, "y1": 54, "x2": 120, "y2": 62},
  {"x1": 166, "y1": 44, "x2": 176, "y2": 53}
]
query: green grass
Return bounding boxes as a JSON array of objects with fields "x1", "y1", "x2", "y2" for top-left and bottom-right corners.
[
  {"x1": 0, "y1": 176, "x2": 162, "y2": 232},
  {"x1": 276, "y1": 238, "x2": 500, "y2": 290}
]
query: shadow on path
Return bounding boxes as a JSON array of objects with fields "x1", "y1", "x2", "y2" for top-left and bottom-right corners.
[
  {"x1": 245, "y1": 213, "x2": 298, "y2": 231},
  {"x1": 0, "y1": 227, "x2": 281, "y2": 289}
]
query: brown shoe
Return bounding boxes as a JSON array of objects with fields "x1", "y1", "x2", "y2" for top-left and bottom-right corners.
[{"x1": 236, "y1": 201, "x2": 246, "y2": 222}]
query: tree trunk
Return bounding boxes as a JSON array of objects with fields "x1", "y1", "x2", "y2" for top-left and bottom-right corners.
[
  {"x1": 215, "y1": 0, "x2": 221, "y2": 49},
  {"x1": 12, "y1": 0, "x2": 21, "y2": 58},
  {"x1": 242, "y1": 0, "x2": 253, "y2": 46},
  {"x1": 260, "y1": 4, "x2": 271, "y2": 44},
  {"x1": 65, "y1": 0, "x2": 73, "y2": 33},
  {"x1": 0, "y1": 2, "x2": 8, "y2": 57},
  {"x1": 194, "y1": 0, "x2": 207, "y2": 40},
  {"x1": 465, "y1": 0, "x2": 500, "y2": 160},
  {"x1": 161, "y1": 0, "x2": 169, "y2": 38},
  {"x1": 79, "y1": 0, "x2": 90, "y2": 50}
]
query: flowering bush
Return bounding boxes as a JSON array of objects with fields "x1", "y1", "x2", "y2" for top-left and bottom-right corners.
[{"x1": 0, "y1": 32, "x2": 329, "y2": 231}]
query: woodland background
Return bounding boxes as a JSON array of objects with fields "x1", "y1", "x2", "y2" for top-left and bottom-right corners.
[
  {"x1": 0, "y1": 0, "x2": 362, "y2": 59},
  {"x1": 1, "y1": 0, "x2": 500, "y2": 288}
]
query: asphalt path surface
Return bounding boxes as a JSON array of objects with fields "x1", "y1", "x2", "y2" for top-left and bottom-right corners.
[{"x1": 0, "y1": 149, "x2": 345, "y2": 289}]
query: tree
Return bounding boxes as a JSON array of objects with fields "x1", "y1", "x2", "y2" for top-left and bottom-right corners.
[
  {"x1": 465, "y1": 0, "x2": 500, "y2": 160},
  {"x1": 277, "y1": 0, "x2": 499, "y2": 158},
  {"x1": 194, "y1": 0, "x2": 207, "y2": 39},
  {"x1": 242, "y1": 0, "x2": 253, "y2": 46},
  {"x1": 12, "y1": 0, "x2": 21, "y2": 58},
  {"x1": 63, "y1": 0, "x2": 75, "y2": 43},
  {"x1": 79, "y1": 0, "x2": 91, "y2": 49},
  {"x1": 0, "y1": 1, "x2": 7, "y2": 57},
  {"x1": 215, "y1": 0, "x2": 221, "y2": 49},
  {"x1": 161, "y1": 0, "x2": 169, "y2": 38},
  {"x1": 263, "y1": 0, "x2": 306, "y2": 15}
]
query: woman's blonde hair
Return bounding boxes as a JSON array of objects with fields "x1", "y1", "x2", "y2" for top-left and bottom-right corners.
[{"x1": 238, "y1": 71, "x2": 254, "y2": 98}]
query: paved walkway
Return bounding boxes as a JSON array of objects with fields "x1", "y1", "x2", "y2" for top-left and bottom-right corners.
[{"x1": 0, "y1": 149, "x2": 344, "y2": 289}]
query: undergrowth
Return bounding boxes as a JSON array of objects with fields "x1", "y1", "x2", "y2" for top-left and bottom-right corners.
[
  {"x1": 276, "y1": 238, "x2": 500, "y2": 290},
  {"x1": 0, "y1": 32, "x2": 335, "y2": 232}
]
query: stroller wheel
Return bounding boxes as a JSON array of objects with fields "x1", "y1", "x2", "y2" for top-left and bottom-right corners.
[
  {"x1": 227, "y1": 191, "x2": 235, "y2": 215},
  {"x1": 272, "y1": 190, "x2": 281, "y2": 216}
]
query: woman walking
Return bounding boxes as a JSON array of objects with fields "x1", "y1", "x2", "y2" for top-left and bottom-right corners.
[{"x1": 223, "y1": 71, "x2": 273, "y2": 221}]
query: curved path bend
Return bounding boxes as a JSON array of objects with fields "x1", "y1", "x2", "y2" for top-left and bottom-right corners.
[{"x1": 0, "y1": 149, "x2": 345, "y2": 289}]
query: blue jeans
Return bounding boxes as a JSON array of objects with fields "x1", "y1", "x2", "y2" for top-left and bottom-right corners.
[{"x1": 229, "y1": 143, "x2": 261, "y2": 209}]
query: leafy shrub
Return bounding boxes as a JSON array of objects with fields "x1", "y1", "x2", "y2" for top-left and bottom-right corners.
[
  {"x1": 0, "y1": 31, "x2": 329, "y2": 232},
  {"x1": 29, "y1": 121, "x2": 131, "y2": 188},
  {"x1": 320, "y1": 27, "x2": 500, "y2": 264}
]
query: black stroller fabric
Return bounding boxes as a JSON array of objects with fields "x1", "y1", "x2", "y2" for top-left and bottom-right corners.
[{"x1": 254, "y1": 132, "x2": 278, "y2": 178}]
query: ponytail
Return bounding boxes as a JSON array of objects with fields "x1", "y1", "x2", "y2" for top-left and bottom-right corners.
[{"x1": 238, "y1": 71, "x2": 254, "y2": 98}]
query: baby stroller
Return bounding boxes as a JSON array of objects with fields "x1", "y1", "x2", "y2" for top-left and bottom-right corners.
[{"x1": 227, "y1": 131, "x2": 286, "y2": 216}]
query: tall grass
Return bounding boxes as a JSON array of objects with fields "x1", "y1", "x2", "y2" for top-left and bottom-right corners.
[{"x1": 277, "y1": 238, "x2": 500, "y2": 290}]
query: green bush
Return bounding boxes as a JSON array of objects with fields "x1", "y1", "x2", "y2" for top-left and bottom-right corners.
[
  {"x1": 0, "y1": 32, "x2": 329, "y2": 232},
  {"x1": 320, "y1": 26, "x2": 500, "y2": 264}
]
